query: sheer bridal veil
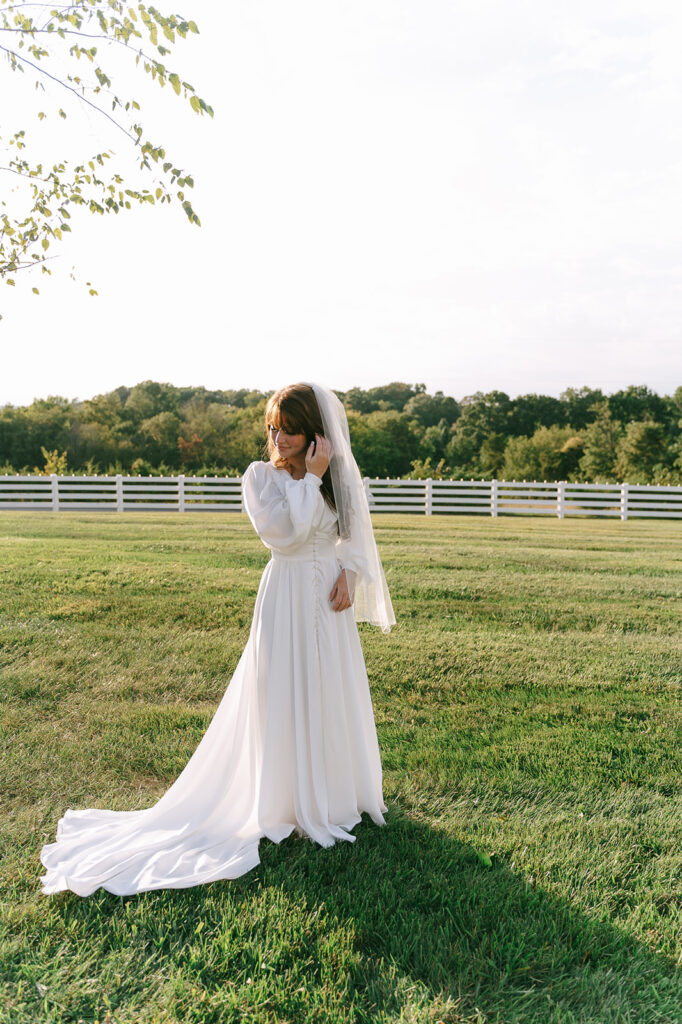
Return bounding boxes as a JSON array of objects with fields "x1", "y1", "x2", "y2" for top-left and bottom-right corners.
[{"x1": 305, "y1": 382, "x2": 396, "y2": 635}]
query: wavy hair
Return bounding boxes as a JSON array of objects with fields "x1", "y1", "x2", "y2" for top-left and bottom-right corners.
[{"x1": 263, "y1": 383, "x2": 337, "y2": 517}]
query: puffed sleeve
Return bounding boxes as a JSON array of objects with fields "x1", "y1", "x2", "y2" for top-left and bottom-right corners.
[{"x1": 242, "y1": 460, "x2": 324, "y2": 552}]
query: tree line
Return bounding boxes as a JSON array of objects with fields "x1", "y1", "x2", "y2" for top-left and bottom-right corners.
[{"x1": 1, "y1": 381, "x2": 681, "y2": 484}]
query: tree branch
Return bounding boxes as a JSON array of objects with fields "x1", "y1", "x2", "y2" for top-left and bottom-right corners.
[
  {"x1": 1, "y1": 4, "x2": 79, "y2": 11},
  {"x1": 0, "y1": 26, "x2": 121, "y2": 40},
  {"x1": 0, "y1": 24, "x2": 169, "y2": 76},
  {"x1": 0, "y1": 42, "x2": 138, "y2": 143},
  {"x1": 4, "y1": 253, "x2": 58, "y2": 272},
  {"x1": 0, "y1": 163, "x2": 55, "y2": 183}
]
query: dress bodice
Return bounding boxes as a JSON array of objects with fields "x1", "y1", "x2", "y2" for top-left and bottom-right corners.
[
  {"x1": 241, "y1": 460, "x2": 367, "y2": 575},
  {"x1": 272, "y1": 467, "x2": 340, "y2": 548}
]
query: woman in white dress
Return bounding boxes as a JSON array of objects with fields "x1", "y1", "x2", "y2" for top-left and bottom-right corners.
[{"x1": 40, "y1": 381, "x2": 395, "y2": 897}]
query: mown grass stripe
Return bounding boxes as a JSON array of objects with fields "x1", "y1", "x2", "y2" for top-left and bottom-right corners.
[{"x1": 0, "y1": 512, "x2": 681, "y2": 1023}]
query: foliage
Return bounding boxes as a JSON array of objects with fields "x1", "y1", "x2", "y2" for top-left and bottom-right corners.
[
  {"x1": 405, "y1": 456, "x2": 448, "y2": 479},
  {"x1": 478, "y1": 432, "x2": 507, "y2": 477},
  {"x1": 507, "y1": 392, "x2": 567, "y2": 434},
  {"x1": 130, "y1": 456, "x2": 155, "y2": 475},
  {"x1": 36, "y1": 444, "x2": 68, "y2": 473},
  {"x1": 615, "y1": 419, "x2": 669, "y2": 484},
  {"x1": 346, "y1": 409, "x2": 421, "y2": 478},
  {"x1": 502, "y1": 425, "x2": 584, "y2": 482},
  {"x1": 578, "y1": 402, "x2": 623, "y2": 481},
  {"x1": 0, "y1": 0, "x2": 212, "y2": 291},
  {"x1": 558, "y1": 386, "x2": 606, "y2": 429},
  {"x1": 607, "y1": 385, "x2": 669, "y2": 427},
  {"x1": 344, "y1": 382, "x2": 430, "y2": 416},
  {"x1": 1, "y1": 380, "x2": 681, "y2": 483},
  {"x1": 403, "y1": 389, "x2": 460, "y2": 427},
  {"x1": 445, "y1": 390, "x2": 513, "y2": 475}
]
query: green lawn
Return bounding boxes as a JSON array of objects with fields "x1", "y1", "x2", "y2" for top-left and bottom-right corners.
[{"x1": 1, "y1": 511, "x2": 681, "y2": 1024}]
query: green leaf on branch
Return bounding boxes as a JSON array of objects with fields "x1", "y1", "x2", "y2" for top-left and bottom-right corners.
[{"x1": 0, "y1": 1, "x2": 210, "y2": 293}]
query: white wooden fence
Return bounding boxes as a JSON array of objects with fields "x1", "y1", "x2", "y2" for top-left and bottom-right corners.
[{"x1": 1, "y1": 473, "x2": 681, "y2": 519}]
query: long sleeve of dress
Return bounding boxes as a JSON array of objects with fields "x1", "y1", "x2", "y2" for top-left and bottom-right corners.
[
  {"x1": 242, "y1": 461, "x2": 324, "y2": 553},
  {"x1": 334, "y1": 499, "x2": 372, "y2": 604}
]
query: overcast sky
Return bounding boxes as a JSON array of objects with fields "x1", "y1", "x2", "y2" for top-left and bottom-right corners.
[{"x1": 2, "y1": 0, "x2": 681, "y2": 407}]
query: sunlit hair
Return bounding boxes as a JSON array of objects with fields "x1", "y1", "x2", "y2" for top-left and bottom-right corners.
[{"x1": 263, "y1": 383, "x2": 337, "y2": 517}]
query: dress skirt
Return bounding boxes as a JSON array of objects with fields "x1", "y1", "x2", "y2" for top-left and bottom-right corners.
[{"x1": 39, "y1": 533, "x2": 387, "y2": 897}]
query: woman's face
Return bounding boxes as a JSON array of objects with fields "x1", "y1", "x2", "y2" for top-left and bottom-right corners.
[{"x1": 268, "y1": 422, "x2": 307, "y2": 459}]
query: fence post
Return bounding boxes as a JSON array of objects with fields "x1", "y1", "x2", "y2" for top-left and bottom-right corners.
[
  {"x1": 557, "y1": 480, "x2": 565, "y2": 519},
  {"x1": 51, "y1": 473, "x2": 59, "y2": 512},
  {"x1": 491, "y1": 478, "x2": 498, "y2": 517},
  {"x1": 178, "y1": 474, "x2": 185, "y2": 513},
  {"x1": 620, "y1": 481, "x2": 629, "y2": 521},
  {"x1": 116, "y1": 473, "x2": 124, "y2": 512},
  {"x1": 425, "y1": 477, "x2": 433, "y2": 516}
]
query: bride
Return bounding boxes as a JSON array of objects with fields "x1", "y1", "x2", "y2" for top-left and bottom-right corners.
[{"x1": 40, "y1": 381, "x2": 396, "y2": 897}]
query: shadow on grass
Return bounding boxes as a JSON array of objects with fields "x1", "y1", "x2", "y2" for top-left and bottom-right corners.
[
  {"x1": 263, "y1": 808, "x2": 681, "y2": 1022},
  {"x1": 38, "y1": 805, "x2": 682, "y2": 1024}
]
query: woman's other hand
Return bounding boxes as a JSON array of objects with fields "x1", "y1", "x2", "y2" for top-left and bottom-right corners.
[
  {"x1": 329, "y1": 569, "x2": 352, "y2": 612},
  {"x1": 305, "y1": 433, "x2": 333, "y2": 479}
]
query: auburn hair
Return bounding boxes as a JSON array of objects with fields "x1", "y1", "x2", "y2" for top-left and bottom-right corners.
[{"x1": 263, "y1": 383, "x2": 337, "y2": 518}]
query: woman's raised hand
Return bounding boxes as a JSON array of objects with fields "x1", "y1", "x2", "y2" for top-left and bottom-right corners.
[{"x1": 305, "y1": 433, "x2": 333, "y2": 479}]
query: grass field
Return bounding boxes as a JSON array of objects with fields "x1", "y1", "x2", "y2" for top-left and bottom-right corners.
[{"x1": 1, "y1": 510, "x2": 681, "y2": 1024}]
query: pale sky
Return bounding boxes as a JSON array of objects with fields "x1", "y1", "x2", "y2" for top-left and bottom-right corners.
[{"x1": 2, "y1": 0, "x2": 681, "y2": 407}]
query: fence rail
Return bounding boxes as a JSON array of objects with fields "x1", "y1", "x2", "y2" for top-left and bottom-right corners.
[{"x1": 1, "y1": 473, "x2": 682, "y2": 519}]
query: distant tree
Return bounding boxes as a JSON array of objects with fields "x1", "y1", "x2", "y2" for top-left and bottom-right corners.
[
  {"x1": 509, "y1": 393, "x2": 566, "y2": 435},
  {"x1": 608, "y1": 386, "x2": 668, "y2": 427},
  {"x1": 0, "y1": 395, "x2": 73, "y2": 468},
  {"x1": 660, "y1": 386, "x2": 682, "y2": 443},
  {"x1": 365, "y1": 382, "x2": 425, "y2": 413},
  {"x1": 559, "y1": 387, "x2": 605, "y2": 429},
  {"x1": 502, "y1": 425, "x2": 583, "y2": 482},
  {"x1": 177, "y1": 431, "x2": 203, "y2": 468},
  {"x1": 243, "y1": 390, "x2": 271, "y2": 409},
  {"x1": 123, "y1": 380, "x2": 184, "y2": 423},
  {"x1": 344, "y1": 412, "x2": 384, "y2": 476},
  {"x1": 35, "y1": 445, "x2": 68, "y2": 474},
  {"x1": 417, "y1": 419, "x2": 451, "y2": 464},
  {"x1": 3, "y1": 380, "x2": 681, "y2": 481},
  {"x1": 130, "y1": 457, "x2": 155, "y2": 475},
  {"x1": 219, "y1": 389, "x2": 251, "y2": 409},
  {"x1": 139, "y1": 411, "x2": 181, "y2": 466},
  {"x1": 478, "y1": 433, "x2": 507, "y2": 477},
  {"x1": 403, "y1": 390, "x2": 460, "y2": 427},
  {"x1": 343, "y1": 388, "x2": 377, "y2": 414},
  {"x1": 406, "y1": 457, "x2": 448, "y2": 479},
  {"x1": 178, "y1": 400, "x2": 236, "y2": 467},
  {"x1": 81, "y1": 389, "x2": 127, "y2": 431},
  {"x1": 671, "y1": 386, "x2": 682, "y2": 419},
  {"x1": 346, "y1": 410, "x2": 419, "y2": 477},
  {"x1": 615, "y1": 420, "x2": 669, "y2": 483},
  {"x1": 578, "y1": 403, "x2": 623, "y2": 481},
  {"x1": 445, "y1": 391, "x2": 512, "y2": 474}
]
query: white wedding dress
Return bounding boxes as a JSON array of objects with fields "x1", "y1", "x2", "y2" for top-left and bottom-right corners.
[{"x1": 40, "y1": 461, "x2": 387, "y2": 896}]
